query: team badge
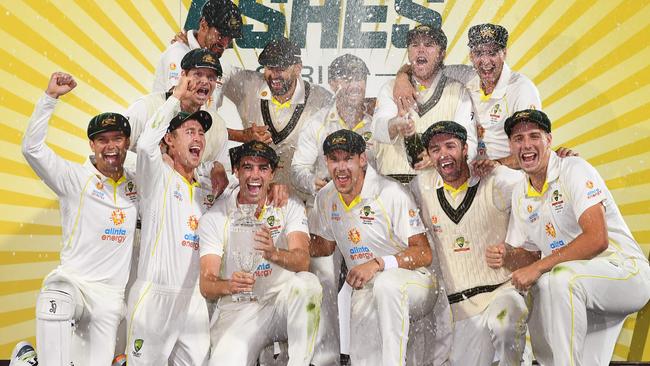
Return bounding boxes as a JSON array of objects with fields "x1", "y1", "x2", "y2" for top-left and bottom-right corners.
[
  {"x1": 111, "y1": 209, "x2": 126, "y2": 226},
  {"x1": 133, "y1": 338, "x2": 143, "y2": 357},
  {"x1": 551, "y1": 189, "x2": 565, "y2": 212},
  {"x1": 359, "y1": 205, "x2": 375, "y2": 224},
  {"x1": 362, "y1": 131, "x2": 372, "y2": 142},
  {"x1": 347, "y1": 228, "x2": 361, "y2": 244},
  {"x1": 489, "y1": 104, "x2": 502, "y2": 122},
  {"x1": 453, "y1": 236, "x2": 470, "y2": 252},
  {"x1": 267, "y1": 215, "x2": 276, "y2": 227},
  {"x1": 188, "y1": 215, "x2": 199, "y2": 231},
  {"x1": 545, "y1": 222, "x2": 556, "y2": 238}
]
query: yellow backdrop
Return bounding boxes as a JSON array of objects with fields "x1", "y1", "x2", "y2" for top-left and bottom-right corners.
[{"x1": 1, "y1": 0, "x2": 649, "y2": 361}]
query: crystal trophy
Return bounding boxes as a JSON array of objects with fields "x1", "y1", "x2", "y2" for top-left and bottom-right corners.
[{"x1": 230, "y1": 203, "x2": 263, "y2": 302}]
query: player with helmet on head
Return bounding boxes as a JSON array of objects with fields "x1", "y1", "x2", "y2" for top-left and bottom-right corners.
[{"x1": 20, "y1": 72, "x2": 137, "y2": 366}]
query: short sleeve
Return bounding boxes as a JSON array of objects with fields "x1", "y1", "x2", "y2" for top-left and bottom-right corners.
[
  {"x1": 564, "y1": 158, "x2": 608, "y2": 220},
  {"x1": 198, "y1": 211, "x2": 226, "y2": 258},
  {"x1": 283, "y1": 197, "x2": 310, "y2": 235}
]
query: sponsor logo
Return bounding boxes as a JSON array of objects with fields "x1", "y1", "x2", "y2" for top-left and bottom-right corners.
[
  {"x1": 587, "y1": 186, "x2": 602, "y2": 199},
  {"x1": 454, "y1": 236, "x2": 470, "y2": 252},
  {"x1": 182, "y1": 233, "x2": 199, "y2": 250},
  {"x1": 49, "y1": 299, "x2": 57, "y2": 313},
  {"x1": 188, "y1": 215, "x2": 199, "y2": 231},
  {"x1": 331, "y1": 203, "x2": 341, "y2": 221},
  {"x1": 409, "y1": 209, "x2": 416, "y2": 217},
  {"x1": 477, "y1": 125, "x2": 485, "y2": 139},
  {"x1": 528, "y1": 212, "x2": 539, "y2": 223},
  {"x1": 254, "y1": 262, "x2": 273, "y2": 277},
  {"x1": 96, "y1": 181, "x2": 104, "y2": 190},
  {"x1": 550, "y1": 239, "x2": 566, "y2": 252},
  {"x1": 261, "y1": 90, "x2": 268, "y2": 97},
  {"x1": 430, "y1": 215, "x2": 442, "y2": 233},
  {"x1": 169, "y1": 63, "x2": 176, "y2": 70},
  {"x1": 586, "y1": 180, "x2": 594, "y2": 189},
  {"x1": 102, "y1": 227, "x2": 128, "y2": 244},
  {"x1": 359, "y1": 205, "x2": 375, "y2": 224},
  {"x1": 348, "y1": 228, "x2": 361, "y2": 244},
  {"x1": 527, "y1": 205, "x2": 533, "y2": 213},
  {"x1": 111, "y1": 209, "x2": 126, "y2": 226},
  {"x1": 408, "y1": 208, "x2": 421, "y2": 226},
  {"x1": 349, "y1": 245, "x2": 373, "y2": 260},
  {"x1": 133, "y1": 339, "x2": 143, "y2": 358},
  {"x1": 92, "y1": 189, "x2": 106, "y2": 200},
  {"x1": 545, "y1": 222, "x2": 556, "y2": 238}
]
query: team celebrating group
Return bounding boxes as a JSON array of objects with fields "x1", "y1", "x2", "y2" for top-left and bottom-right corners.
[{"x1": 11, "y1": 0, "x2": 650, "y2": 366}]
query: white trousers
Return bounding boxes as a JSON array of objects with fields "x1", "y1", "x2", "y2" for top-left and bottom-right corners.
[
  {"x1": 528, "y1": 256, "x2": 650, "y2": 366},
  {"x1": 210, "y1": 271, "x2": 323, "y2": 366},
  {"x1": 450, "y1": 287, "x2": 528, "y2": 366},
  {"x1": 125, "y1": 280, "x2": 210, "y2": 366},
  {"x1": 37, "y1": 274, "x2": 124, "y2": 366},
  {"x1": 349, "y1": 268, "x2": 437, "y2": 366}
]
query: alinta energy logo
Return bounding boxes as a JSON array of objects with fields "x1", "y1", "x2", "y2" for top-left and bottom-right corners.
[
  {"x1": 102, "y1": 209, "x2": 128, "y2": 244},
  {"x1": 182, "y1": 215, "x2": 200, "y2": 251}
]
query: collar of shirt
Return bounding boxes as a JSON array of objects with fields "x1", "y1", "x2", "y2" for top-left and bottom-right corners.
[
  {"x1": 258, "y1": 77, "x2": 306, "y2": 105},
  {"x1": 324, "y1": 104, "x2": 370, "y2": 132},
  {"x1": 432, "y1": 171, "x2": 479, "y2": 190},
  {"x1": 469, "y1": 63, "x2": 512, "y2": 100},
  {"x1": 188, "y1": 30, "x2": 201, "y2": 50},
  {"x1": 413, "y1": 71, "x2": 442, "y2": 100},
  {"x1": 84, "y1": 158, "x2": 127, "y2": 186},
  {"x1": 337, "y1": 164, "x2": 382, "y2": 211},
  {"x1": 525, "y1": 150, "x2": 560, "y2": 197}
]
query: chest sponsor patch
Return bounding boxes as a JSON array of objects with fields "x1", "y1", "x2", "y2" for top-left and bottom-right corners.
[
  {"x1": 349, "y1": 245, "x2": 373, "y2": 261},
  {"x1": 254, "y1": 262, "x2": 273, "y2": 277}
]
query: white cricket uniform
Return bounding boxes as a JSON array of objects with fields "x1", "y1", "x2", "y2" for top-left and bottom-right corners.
[
  {"x1": 291, "y1": 103, "x2": 377, "y2": 365},
  {"x1": 506, "y1": 152, "x2": 650, "y2": 366},
  {"x1": 372, "y1": 72, "x2": 476, "y2": 178},
  {"x1": 222, "y1": 70, "x2": 333, "y2": 197},
  {"x1": 125, "y1": 91, "x2": 229, "y2": 167},
  {"x1": 152, "y1": 30, "x2": 236, "y2": 112},
  {"x1": 126, "y1": 97, "x2": 216, "y2": 365},
  {"x1": 23, "y1": 95, "x2": 138, "y2": 365},
  {"x1": 445, "y1": 64, "x2": 541, "y2": 160},
  {"x1": 411, "y1": 166, "x2": 529, "y2": 365},
  {"x1": 314, "y1": 165, "x2": 437, "y2": 366},
  {"x1": 199, "y1": 190, "x2": 322, "y2": 366}
]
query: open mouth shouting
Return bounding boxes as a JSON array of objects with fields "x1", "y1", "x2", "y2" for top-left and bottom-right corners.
[
  {"x1": 189, "y1": 144, "x2": 202, "y2": 159},
  {"x1": 437, "y1": 156, "x2": 457, "y2": 176},
  {"x1": 520, "y1": 151, "x2": 538, "y2": 168},
  {"x1": 102, "y1": 151, "x2": 120, "y2": 165},
  {"x1": 247, "y1": 180, "x2": 262, "y2": 196},
  {"x1": 333, "y1": 169, "x2": 351, "y2": 188}
]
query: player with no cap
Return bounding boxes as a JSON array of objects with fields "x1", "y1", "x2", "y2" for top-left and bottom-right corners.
[
  {"x1": 500, "y1": 109, "x2": 650, "y2": 366},
  {"x1": 21, "y1": 72, "x2": 138, "y2": 366}
]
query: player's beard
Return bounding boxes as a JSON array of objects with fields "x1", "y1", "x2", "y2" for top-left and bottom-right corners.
[{"x1": 267, "y1": 76, "x2": 295, "y2": 97}]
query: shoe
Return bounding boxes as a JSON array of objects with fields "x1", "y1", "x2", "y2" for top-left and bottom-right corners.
[{"x1": 9, "y1": 341, "x2": 38, "y2": 366}]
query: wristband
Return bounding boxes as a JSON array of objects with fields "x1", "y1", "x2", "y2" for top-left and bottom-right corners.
[{"x1": 382, "y1": 255, "x2": 398, "y2": 270}]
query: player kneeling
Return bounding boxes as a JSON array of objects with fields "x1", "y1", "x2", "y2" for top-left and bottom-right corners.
[
  {"x1": 311, "y1": 130, "x2": 437, "y2": 366},
  {"x1": 199, "y1": 141, "x2": 322, "y2": 366}
]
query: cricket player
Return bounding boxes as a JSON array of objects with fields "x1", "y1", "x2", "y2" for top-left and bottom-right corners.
[
  {"x1": 222, "y1": 37, "x2": 332, "y2": 191},
  {"x1": 502, "y1": 109, "x2": 650, "y2": 366},
  {"x1": 153, "y1": 0, "x2": 242, "y2": 108},
  {"x1": 126, "y1": 76, "x2": 215, "y2": 365},
  {"x1": 411, "y1": 121, "x2": 529, "y2": 365},
  {"x1": 291, "y1": 53, "x2": 377, "y2": 365},
  {"x1": 22, "y1": 72, "x2": 137, "y2": 366},
  {"x1": 372, "y1": 24, "x2": 475, "y2": 182},
  {"x1": 312, "y1": 129, "x2": 437, "y2": 366},
  {"x1": 199, "y1": 141, "x2": 322, "y2": 366},
  {"x1": 393, "y1": 24, "x2": 542, "y2": 168}
]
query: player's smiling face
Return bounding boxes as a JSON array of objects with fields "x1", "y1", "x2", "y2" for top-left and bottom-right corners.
[
  {"x1": 326, "y1": 150, "x2": 367, "y2": 197},
  {"x1": 509, "y1": 122, "x2": 552, "y2": 179},
  {"x1": 264, "y1": 65, "x2": 300, "y2": 98},
  {"x1": 185, "y1": 68, "x2": 218, "y2": 106},
  {"x1": 235, "y1": 156, "x2": 274, "y2": 204},
  {"x1": 165, "y1": 119, "x2": 206, "y2": 170},
  {"x1": 427, "y1": 133, "x2": 469, "y2": 186},
  {"x1": 329, "y1": 76, "x2": 367, "y2": 108},
  {"x1": 408, "y1": 36, "x2": 445, "y2": 82},
  {"x1": 198, "y1": 19, "x2": 232, "y2": 57},
  {"x1": 470, "y1": 43, "x2": 506, "y2": 88},
  {"x1": 89, "y1": 131, "x2": 129, "y2": 177}
]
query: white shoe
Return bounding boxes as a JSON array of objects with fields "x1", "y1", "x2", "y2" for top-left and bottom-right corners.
[{"x1": 9, "y1": 341, "x2": 38, "y2": 366}]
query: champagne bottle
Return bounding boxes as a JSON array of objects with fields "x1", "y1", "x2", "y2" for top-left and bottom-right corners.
[{"x1": 405, "y1": 133, "x2": 425, "y2": 168}]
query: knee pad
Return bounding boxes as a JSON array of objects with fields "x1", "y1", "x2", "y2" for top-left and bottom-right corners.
[{"x1": 37, "y1": 282, "x2": 83, "y2": 322}]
